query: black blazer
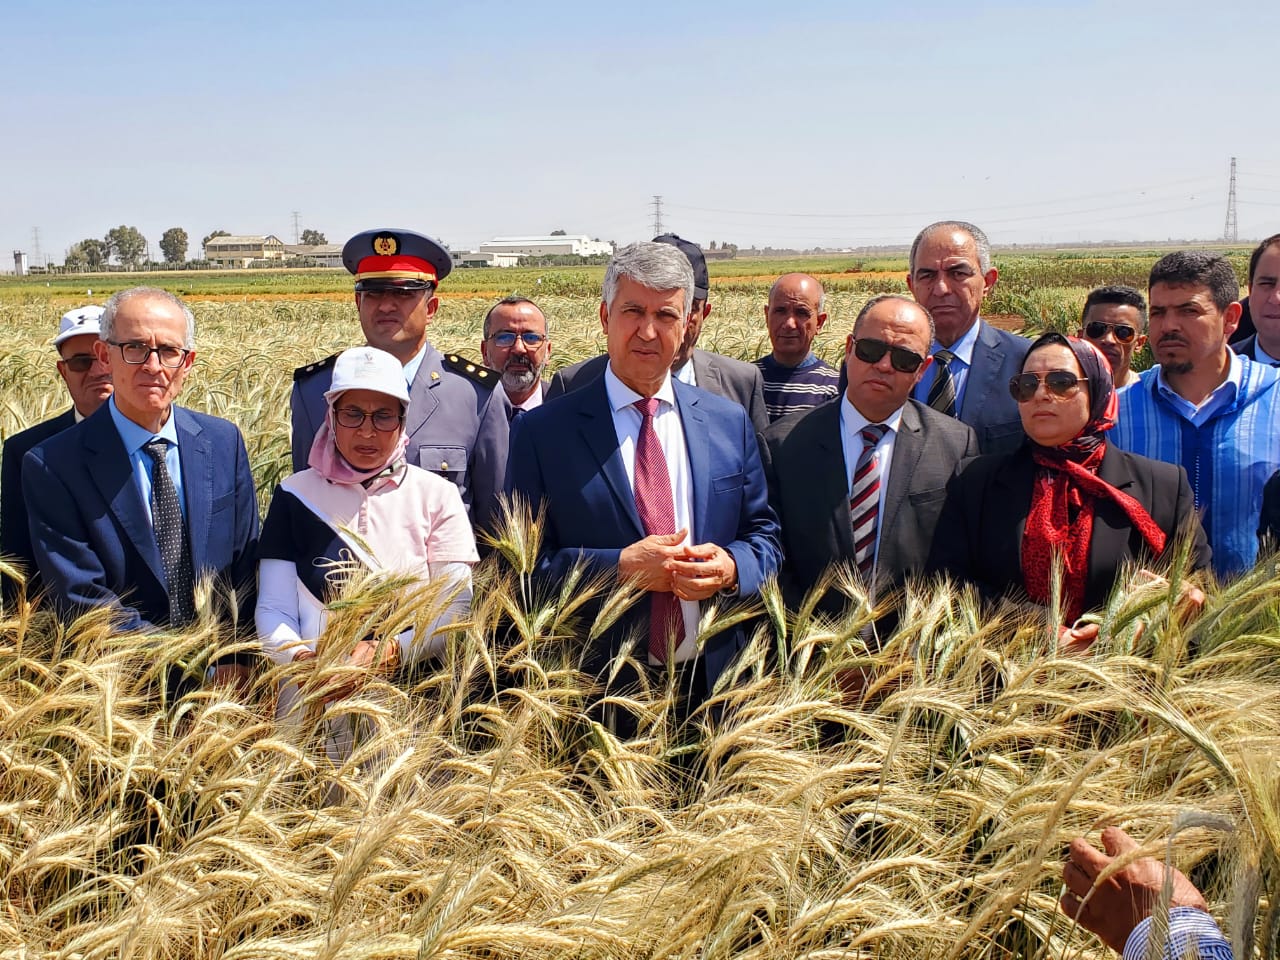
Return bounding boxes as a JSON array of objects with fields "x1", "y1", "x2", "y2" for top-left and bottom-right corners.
[
  {"x1": 547, "y1": 350, "x2": 769, "y2": 435},
  {"x1": 1, "y1": 408, "x2": 76, "y2": 597},
  {"x1": 1261, "y1": 469, "x2": 1280, "y2": 549},
  {"x1": 762, "y1": 399, "x2": 978, "y2": 611},
  {"x1": 928, "y1": 443, "x2": 1211, "y2": 614}
]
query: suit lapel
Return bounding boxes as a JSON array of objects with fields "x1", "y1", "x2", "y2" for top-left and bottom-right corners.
[
  {"x1": 1087, "y1": 446, "x2": 1137, "y2": 590},
  {"x1": 675, "y1": 382, "x2": 711, "y2": 543},
  {"x1": 83, "y1": 407, "x2": 166, "y2": 586},
  {"x1": 403, "y1": 346, "x2": 442, "y2": 441},
  {"x1": 692, "y1": 350, "x2": 721, "y2": 394},
  {"x1": 174, "y1": 408, "x2": 213, "y2": 572},
  {"x1": 578, "y1": 377, "x2": 644, "y2": 538},
  {"x1": 878, "y1": 404, "x2": 925, "y2": 570},
  {"x1": 810, "y1": 403, "x2": 857, "y2": 560},
  {"x1": 960, "y1": 320, "x2": 1003, "y2": 419}
]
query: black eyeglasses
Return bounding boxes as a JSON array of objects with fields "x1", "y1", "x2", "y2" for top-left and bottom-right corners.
[
  {"x1": 61, "y1": 354, "x2": 96, "y2": 373},
  {"x1": 107, "y1": 340, "x2": 191, "y2": 368},
  {"x1": 1009, "y1": 370, "x2": 1088, "y2": 402},
  {"x1": 334, "y1": 406, "x2": 404, "y2": 432},
  {"x1": 487, "y1": 331, "x2": 547, "y2": 348},
  {"x1": 1083, "y1": 320, "x2": 1138, "y2": 343},
  {"x1": 851, "y1": 337, "x2": 926, "y2": 373}
]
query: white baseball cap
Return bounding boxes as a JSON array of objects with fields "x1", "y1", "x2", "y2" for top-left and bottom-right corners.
[
  {"x1": 53, "y1": 305, "x2": 105, "y2": 348},
  {"x1": 323, "y1": 346, "x2": 411, "y2": 406}
]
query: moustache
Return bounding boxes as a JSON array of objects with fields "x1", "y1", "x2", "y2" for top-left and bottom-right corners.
[{"x1": 1158, "y1": 334, "x2": 1188, "y2": 346}]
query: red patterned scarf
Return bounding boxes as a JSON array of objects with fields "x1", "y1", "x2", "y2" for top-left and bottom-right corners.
[{"x1": 1020, "y1": 336, "x2": 1167, "y2": 621}]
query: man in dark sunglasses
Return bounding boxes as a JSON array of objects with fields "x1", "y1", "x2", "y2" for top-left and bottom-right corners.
[
  {"x1": 763, "y1": 294, "x2": 977, "y2": 620},
  {"x1": 479, "y1": 295, "x2": 552, "y2": 419},
  {"x1": 2, "y1": 305, "x2": 113, "y2": 599},
  {"x1": 1077, "y1": 285, "x2": 1148, "y2": 389}
]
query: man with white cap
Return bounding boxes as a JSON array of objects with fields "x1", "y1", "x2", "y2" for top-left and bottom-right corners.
[
  {"x1": 2, "y1": 305, "x2": 113, "y2": 598},
  {"x1": 22, "y1": 288, "x2": 259, "y2": 696}
]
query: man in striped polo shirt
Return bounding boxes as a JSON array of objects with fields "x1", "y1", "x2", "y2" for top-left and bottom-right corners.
[
  {"x1": 1113, "y1": 250, "x2": 1280, "y2": 578},
  {"x1": 755, "y1": 273, "x2": 841, "y2": 422}
]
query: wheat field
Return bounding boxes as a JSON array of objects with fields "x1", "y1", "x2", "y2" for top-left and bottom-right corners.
[{"x1": 1, "y1": 275, "x2": 1277, "y2": 959}]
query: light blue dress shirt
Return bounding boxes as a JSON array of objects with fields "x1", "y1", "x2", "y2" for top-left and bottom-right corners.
[
  {"x1": 108, "y1": 396, "x2": 186, "y2": 524},
  {"x1": 402, "y1": 344, "x2": 427, "y2": 389},
  {"x1": 912, "y1": 318, "x2": 982, "y2": 412}
]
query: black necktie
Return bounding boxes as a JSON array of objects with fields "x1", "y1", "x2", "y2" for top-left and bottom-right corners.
[
  {"x1": 927, "y1": 349, "x2": 957, "y2": 417},
  {"x1": 143, "y1": 438, "x2": 195, "y2": 626}
]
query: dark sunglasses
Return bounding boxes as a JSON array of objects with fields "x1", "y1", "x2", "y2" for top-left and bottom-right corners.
[
  {"x1": 1009, "y1": 370, "x2": 1088, "y2": 402},
  {"x1": 1083, "y1": 320, "x2": 1138, "y2": 343},
  {"x1": 488, "y1": 331, "x2": 547, "y2": 348},
  {"x1": 60, "y1": 354, "x2": 96, "y2": 373},
  {"x1": 851, "y1": 337, "x2": 926, "y2": 373}
]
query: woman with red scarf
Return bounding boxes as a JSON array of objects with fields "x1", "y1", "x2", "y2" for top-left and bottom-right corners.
[{"x1": 929, "y1": 332, "x2": 1210, "y2": 650}]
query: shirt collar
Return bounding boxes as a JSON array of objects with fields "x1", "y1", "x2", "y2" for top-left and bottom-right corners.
[
  {"x1": 1154, "y1": 349, "x2": 1242, "y2": 406},
  {"x1": 930, "y1": 317, "x2": 981, "y2": 366},
  {"x1": 1255, "y1": 339, "x2": 1280, "y2": 367},
  {"x1": 604, "y1": 362, "x2": 676, "y2": 413},
  {"x1": 108, "y1": 395, "x2": 180, "y2": 455},
  {"x1": 401, "y1": 343, "x2": 429, "y2": 388},
  {"x1": 839, "y1": 393, "x2": 903, "y2": 438}
]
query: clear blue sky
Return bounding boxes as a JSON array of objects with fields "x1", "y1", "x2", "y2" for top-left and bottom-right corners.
[{"x1": 2, "y1": 0, "x2": 1277, "y2": 266}]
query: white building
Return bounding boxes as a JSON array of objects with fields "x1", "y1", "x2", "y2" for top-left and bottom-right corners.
[
  {"x1": 478, "y1": 235, "x2": 613, "y2": 259},
  {"x1": 283, "y1": 244, "x2": 344, "y2": 268},
  {"x1": 452, "y1": 249, "x2": 522, "y2": 269}
]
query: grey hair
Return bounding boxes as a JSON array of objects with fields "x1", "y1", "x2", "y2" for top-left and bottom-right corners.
[
  {"x1": 852, "y1": 293, "x2": 936, "y2": 345},
  {"x1": 768, "y1": 273, "x2": 826, "y2": 312},
  {"x1": 909, "y1": 221, "x2": 993, "y2": 275},
  {"x1": 602, "y1": 242, "x2": 694, "y2": 318},
  {"x1": 100, "y1": 287, "x2": 196, "y2": 348}
]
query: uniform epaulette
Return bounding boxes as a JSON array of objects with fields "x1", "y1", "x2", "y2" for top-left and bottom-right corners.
[
  {"x1": 444, "y1": 354, "x2": 499, "y2": 388},
  {"x1": 293, "y1": 353, "x2": 339, "y2": 382}
]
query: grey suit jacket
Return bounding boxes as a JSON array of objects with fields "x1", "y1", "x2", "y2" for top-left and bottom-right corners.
[
  {"x1": 547, "y1": 349, "x2": 769, "y2": 434},
  {"x1": 762, "y1": 398, "x2": 978, "y2": 611},
  {"x1": 956, "y1": 321, "x2": 1031, "y2": 456}
]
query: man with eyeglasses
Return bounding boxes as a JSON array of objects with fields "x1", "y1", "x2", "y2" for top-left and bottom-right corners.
[
  {"x1": 907, "y1": 220, "x2": 1030, "y2": 454},
  {"x1": 1078, "y1": 285, "x2": 1148, "y2": 389},
  {"x1": 2, "y1": 306, "x2": 113, "y2": 600},
  {"x1": 290, "y1": 229, "x2": 509, "y2": 532},
  {"x1": 21, "y1": 287, "x2": 259, "y2": 690},
  {"x1": 1113, "y1": 251, "x2": 1280, "y2": 577},
  {"x1": 762, "y1": 294, "x2": 977, "y2": 617},
  {"x1": 479, "y1": 296, "x2": 551, "y2": 419}
]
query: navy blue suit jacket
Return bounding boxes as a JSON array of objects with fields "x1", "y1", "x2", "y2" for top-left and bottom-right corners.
[
  {"x1": 505, "y1": 376, "x2": 781, "y2": 685},
  {"x1": 22, "y1": 404, "x2": 259, "y2": 632},
  {"x1": 2, "y1": 408, "x2": 76, "y2": 597},
  {"x1": 957, "y1": 321, "x2": 1032, "y2": 456}
]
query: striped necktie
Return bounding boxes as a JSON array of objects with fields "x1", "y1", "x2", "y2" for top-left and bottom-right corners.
[
  {"x1": 927, "y1": 349, "x2": 957, "y2": 417},
  {"x1": 850, "y1": 424, "x2": 889, "y2": 578},
  {"x1": 143, "y1": 438, "x2": 195, "y2": 626}
]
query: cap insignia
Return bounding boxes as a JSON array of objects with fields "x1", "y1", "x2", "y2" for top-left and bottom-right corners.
[{"x1": 372, "y1": 233, "x2": 399, "y2": 256}]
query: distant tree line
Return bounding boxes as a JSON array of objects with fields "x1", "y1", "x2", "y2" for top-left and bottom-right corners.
[{"x1": 57, "y1": 225, "x2": 328, "y2": 273}]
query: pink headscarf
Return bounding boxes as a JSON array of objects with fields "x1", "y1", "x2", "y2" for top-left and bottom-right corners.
[{"x1": 307, "y1": 395, "x2": 409, "y2": 485}]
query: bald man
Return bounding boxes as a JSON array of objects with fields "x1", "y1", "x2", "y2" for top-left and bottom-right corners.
[{"x1": 755, "y1": 273, "x2": 840, "y2": 421}]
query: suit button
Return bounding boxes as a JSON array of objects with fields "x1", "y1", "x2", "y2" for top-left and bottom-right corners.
[{"x1": 441, "y1": 461, "x2": 449, "y2": 469}]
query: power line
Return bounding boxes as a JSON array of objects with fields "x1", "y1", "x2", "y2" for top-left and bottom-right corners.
[{"x1": 1223, "y1": 158, "x2": 1238, "y2": 242}]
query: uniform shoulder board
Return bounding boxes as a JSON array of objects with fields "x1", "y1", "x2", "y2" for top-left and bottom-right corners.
[
  {"x1": 293, "y1": 353, "x2": 339, "y2": 382},
  {"x1": 444, "y1": 353, "x2": 499, "y2": 388}
]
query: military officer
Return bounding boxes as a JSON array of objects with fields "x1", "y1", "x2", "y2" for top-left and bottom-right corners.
[{"x1": 290, "y1": 228, "x2": 509, "y2": 532}]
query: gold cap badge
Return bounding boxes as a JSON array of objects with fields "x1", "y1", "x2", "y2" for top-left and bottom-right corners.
[{"x1": 372, "y1": 233, "x2": 399, "y2": 256}]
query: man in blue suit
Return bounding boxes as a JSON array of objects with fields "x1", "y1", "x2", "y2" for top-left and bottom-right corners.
[
  {"x1": 506, "y1": 242, "x2": 781, "y2": 725},
  {"x1": 907, "y1": 220, "x2": 1031, "y2": 454},
  {"x1": 23, "y1": 287, "x2": 258, "y2": 687}
]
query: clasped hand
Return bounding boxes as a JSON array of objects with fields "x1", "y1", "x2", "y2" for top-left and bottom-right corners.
[
  {"x1": 618, "y1": 529, "x2": 737, "y2": 601},
  {"x1": 292, "y1": 637, "x2": 400, "y2": 704}
]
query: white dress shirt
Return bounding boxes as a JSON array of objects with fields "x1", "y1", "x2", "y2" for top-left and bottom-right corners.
[
  {"x1": 603, "y1": 363, "x2": 699, "y2": 662},
  {"x1": 839, "y1": 395, "x2": 903, "y2": 578},
  {"x1": 672, "y1": 358, "x2": 697, "y2": 387}
]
